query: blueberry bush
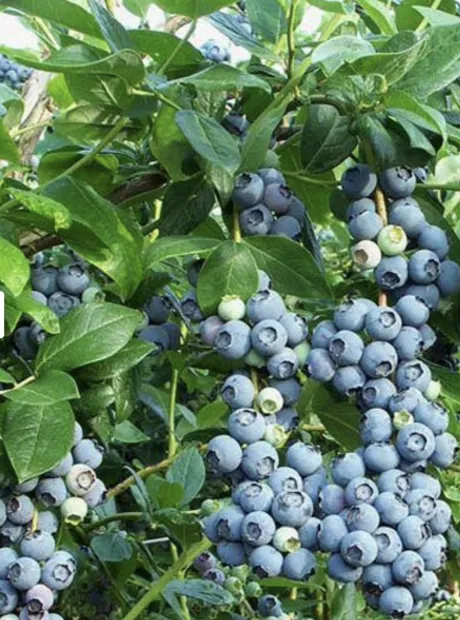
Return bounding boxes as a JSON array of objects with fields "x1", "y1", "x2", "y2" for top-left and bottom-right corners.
[{"x1": 2, "y1": 1, "x2": 460, "y2": 619}]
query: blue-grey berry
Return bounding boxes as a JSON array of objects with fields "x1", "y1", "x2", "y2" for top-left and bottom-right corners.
[
  {"x1": 207, "y1": 435, "x2": 243, "y2": 474},
  {"x1": 379, "y1": 167, "x2": 416, "y2": 198},
  {"x1": 374, "y1": 526, "x2": 403, "y2": 564},
  {"x1": 311, "y1": 320, "x2": 337, "y2": 349},
  {"x1": 241, "y1": 441, "x2": 279, "y2": 480},
  {"x1": 215, "y1": 320, "x2": 251, "y2": 360},
  {"x1": 340, "y1": 531, "x2": 378, "y2": 567}
]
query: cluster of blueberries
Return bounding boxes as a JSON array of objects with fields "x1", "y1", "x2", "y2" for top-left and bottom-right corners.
[
  {"x1": 232, "y1": 169, "x2": 306, "y2": 241},
  {"x1": 14, "y1": 255, "x2": 97, "y2": 360},
  {"x1": 137, "y1": 295, "x2": 182, "y2": 353},
  {"x1": 200, "y1": 40, "x2": 231, "y2": 64},
  {"x1": 0, "y1": 54, "x2": 32, "y2": 92},
  {"x1": 0, "y1": 422, "x2": 107, "y2": 619}
]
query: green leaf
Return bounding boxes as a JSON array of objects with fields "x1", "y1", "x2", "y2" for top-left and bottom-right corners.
[
  {"x1": 197, "y1": 240, "x2": 259, "y2": 314},
  {"x1": 399, "y1": 24, "x2": 460, "y2": 99},
  {"x1": 309, "y1": 384, "x2": 361, "y2": 450},
  {"x1": 146, "y1": 475, "x2": 184, "y2": 509},
  {"x1": 413, "y1": 6, "x2": 460, "y2": 26},
  {"x1": 65, "y1": 74, "x2": 133, "y2": 111},
  {"x1": 176, "y1": 111, "x2": 241, "y2": 174},
  {"x1": 0, "y1": 370, "x2": 15, "y2": 385},
  {"x1": 196, "y1": 401, "x2": 228, "y2": 429},
  {"x1": 246, "y1": 0, "x2": 287, "y2": 44},
  {"x1": 145, "y1": 236, "x2": 219, "y2": 268},
  {"x1": 130, "y1": 30, "x2": 202, "y2": 79},
  {"x1": 156, "y1": 509, "x2": 202, "y2": 547},
  {"x1": 9, "y1": 189, "x2": 71, "y2": 230},
  {"x1": 243, "y1": 236, "x2": 332, "y2": 300},
  {"x1": 91, "y1": 533, "x2": 133, "y2": 562},
  {"x1": 312, "y1": 36, "x2": 375, "y2": 75},
  {"x1": 0, "y1": 121, "x2": 20, "y2": 164},
  {"x1": 164, "y1": 579, "x2": 233, "y2": 607},
  {"x1": 150, "y1": 105, "x2": 191, "y2": 181},
  {"x1": 301, "y1": 104, "x2": 357, "y2": 173},
  {"x1": 330, "y1": 584, "x2": 357, "y2": 620},
  {"x1": 89, "y1": 0, "x2": 132, "y2": 52},
  {"x1": 113, "y1": 420, "x2": 149, "y2": 443},
  {"x1": 153, "y1": 0, "x2": 234, "y2": 18},
  {"x1": 159, "y1": 178, "x2": 216, "y2": 237},
  {"x1": 168, "y1": 64, "x2": 271, "y2": 93},
  {"x1": 36, "y1": 302, "x2": 141, "y2": 372},
  {"x1": 44, "y1": 177, "x2": 143, "y2": 300},
  {"x1": 124, "y1": 0, "x2": 151, "y2": 18},
  {"x1": 76, "y1": 340, "x2": 153, "y2": 381},
  {"x1": 426, "y1": 363, "x2": 460, "y2": 405},
  {"x1": 358, "y1": 0, "x2": 397, "y2": 34},
  {"x1": 384, "y1": 91, "x2": 447, "y2": 142},
  {"x1": 2, "y1": 400, "x2": 74, "y2": 482},
  {"x1": 11, "y1": 290, "x2": 60, "y2": 335},
  {"x1": 0, "y1": 237, "x2": 29, "y2": 297},
  {"x1": 166, "y1": 447, "x2": 206, "y2": 507},
  {"x1": 3, "y1": 371, "x2": 79, "y2": 405},
  {"x1": 396, "y1": 0, "x2": 456, "y2": 30},
  {"x1": 388, "y1": 114, "x2": 436, "y2": 155},
  {"x1": 1, "y1": 0, "x2": 101, "y2": 38}
]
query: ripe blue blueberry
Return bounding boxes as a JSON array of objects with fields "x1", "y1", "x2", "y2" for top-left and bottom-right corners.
[
  {"x1": 378, "y1": 469, "x2": 410, "y2": 498},
  {"x1": 396, "y1": 423, "x2": 435, "y2": 462},
  {"x1": 251, "y1": 319, "x2": 288, "y2": 357},
  {"x1": 246, "y1": 290, "x2": 285, "y2": 323},
  {"x1": 240, "y1": 204, "x2": 274, "y2": 236},
  {"x1": 334, "y1": 299, "x2": 369, "y2": 332},
  {"x1": 363, "y1": 563, "x2": 394, "y2": 596},
  {"x1": 395, "y1": 296, "x2": 430, "y2": 329},
  {"x1": 346, "y1": 197, "x2": 376, "y2": 222},
  {"x1": 73, "y1": 439, "x2": 104, "y2": 469},
  {"x1": 374, "y1": 492, "x2": 409, "y2": 526},
  {"x1": 311, "y1": 320, "x2": 337, "y2": 349},
  {"x1": 0, "y1": 548, "x2": 17, "y2": 579},
  {"x1": 398, "y1": 515, "x2": 431, "y2": 550},
  {"x1": 41, "y1": 552, "x2": 76, "y2": 591},
  {"x1": 392, "y1": 550, "x2": 425, "y2": 585},
  {"x1": 331, "y1": 453, "x2": 365, "y2": 487},
  {"x1": 216, "y1": 541, "x2": 245, "y2": 567},
  {"x1": 138, "y1": 325, "x2": 170, "y2": 351},
  {"x1": 286, "y1": 442, "x2": 322, "y2": 476},
  {"x1": 403, "y1": 283, "x2": 441, "y2": 311},
  {"x1": 282, "y1": 548, "x2": 316, "y2": 580},
  {"x1": 48, "y1": 292, "x2": 80, "y2": 318},
  {"x1": 307, "y1": 349, "x2": 335, "y2": 383},
  {"x1": 279, "y1": 313, "x2": 308, "y2": 347},
  {"x1": 365, "y1": 307, "x2": 402, "y2": 341},
  {"x1": 257, "y1": 594, "x2": 283, "y2": 618},
  {"x1": 237, "y1": 482, "x2": 274, "y2": 513},
  {"x1": 20, "y1": 529, "x2": 55, "y2": 561},
  {"x1": 419, "y1": 534, "x2": 447, "y2": 571},
  {"x1": 203, "y1": 567, "x2": 225, "y2": 584},
  {"x1": 360, "y1": 341, "x2": 398, "y2": 379},
  {"x1": 271, "y1": 491, "x2": 313, "y2": 527},
  {"x1": 36, "y1": 511, "x2": 59, "y2": 535},
  {"x1": 31, "y1": 266, "x2": 59, "y2": 296},
  {"x1": 222, "y1": 374, "x2": 255, "y2": 410},
  {"x1": 344, "y1": 503, "x2": 380, "y2": 533},
  {"x1": 228, "y1": 408, "x2": 266, "y2": 444},
  {"x1": 429, "y1": 500, "x2": 452, "y2": 535},
  {"x1": 258, "y1": 168, "x2": 285, "y2": 186},
  {"x1": 82, "y1": 478, "x2": 107, "y2": 509},
  {"x1": 270, "y1": 215, "x2": 302, "y2": 241},
  {"x1": 249, "y1": 545, "x2": 283, "y2": 578},
  {"x1": 360, "y1": 409, "x2": 392, "y2": 445},
  {"x1": 409, "y1": 250, "x2": 441, "y2": 284},
  {"x1": 144, "y1": 295, "x2": 170, "y2": 325},
  {"x1": 396, "y1": 360, "x2": 432, "y2": 393},
  {"x1": 264, "y1": 184, "x2": 293, "y2": 214},
  {"x1": 375, "y1": 256, "x2": 408, "y2": 291},
  {"x1": 267, "y1": 347, "x2": 299, "y2": 379},
  {"x1": 410, "y1": 472, "x2": 441, "y2": 498},
  {"x1": 374, "y1": 526, "x2": 404, "y2": 564},
  {"x1": 268, "y1": 467, "x2": 302, "y2": 495},
  {"x1": 348, "y1": 212, "x2": 383, "y2": 241},
  {"x1": 200, "y1": 316, "x2": 223, "y2": 346},
  {"x1": 50, "y1": 453, "x2": 73, "y2": 477},
  {"x1": 269, "y1": 378, "x2": 301, "y2": 406},
  {"x1": 379, "y1": 167, "x2": 416, "y2": 198},
  {"x1": 13, "y1": 327, "x2": 37, "y2": 359},
  {"x1": 340, "y1": 531, "x2": 378, "y2": 567},
  {"x1": 410, "y1": 570, "x2": 438, "y2": 601},
  {"x1": 318, "y1": 484, "x2": 345, "y2": 515},
  {"x1": 405, "y1": 489, "x2": 437, "y2": 522},
  {"x1": 327, "y1": 553, "x2": 363, "y2": 583},
  {"x1": 431, "y1": 432, "x2": 458, "y2": 468},
  {"x1": 332, "y1": 365, "x2": 366, "y2": 396},
  {"x1": 345, "y1": 476, "x2": 379, "y2": 505},
  {"x1": 392, "y1": 326, "x2": 423, "y2": 361},
  {"x1": 418, "y1": 224, "x2": 449, "y2": 259},
  {"x1": 379, "y1": 586, "x2": 414, "y2": 617},
  {"x1": 8, "y1": 557, "x2": 41, "y2": 590},
  {"x1": 181, "y1": 290, "x2": 203, "y2": 322},
  {"x1": 286, "y1": 196, "x2": 305, "y2": 222},
  {"x1": 328, "y1": 330, "x2": 364, "y2": 366},
  {"x1": 360, "y1": 378, "x2": 396, "y2": 410},
  {"x1": 303, "y1": 467, "x2": 327, "y2": 503},
  {"x1": 363, "y1": 443, "x2": 400, "y2": 473},
  {"x1": 57, "y1": 263, "x2": 90, "y2": 295},
  {"x1": 413, "y1": 402, "x2": 448, "y2": 436},
  {"x1": 6, "y1": 495, "x2": 34, "y2": 525},
  {"x1": 241, "y1": 441, "x2": 279, "y2": 480},
  {"x1": 299, "y1": 517, "x2": 321, "y2": 551},
  {"x1": 437, "y1": 259, "x2": 460, "y2": 297},
  {"x1": 0, "y1": 579, "x2": 18, "y2": 614},
  {"x1": 341, "y1": 164, "x2": 377, "y2": 199},
  {"x1": 242, "y1": 511, "x2": 276, "y2": 546},
  {"x1": 207, "y1": 435, "x2": 243, "y2": 474},
  {"x1": 318, "y1": 515, "x2": 348, "y2": 553},
  {"x1": 215, "y1": 320, "x2": 251, "y2": 360},
  {"x1": 389, "y1": 198, "x2": 426, "y2": 238}
]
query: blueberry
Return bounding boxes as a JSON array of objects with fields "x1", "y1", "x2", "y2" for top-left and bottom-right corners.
[
  {"x1": 410, "y1": 570, "x2": 438, "y2": 600},
  {"x1": 256, "y1": 387, "x2": 284, "y2": 415},
  {"x1": 311, "y1": 320, "x2": 337, "y2": 349},
  {"x1": 228, "y1": 408, "x2": 266, "y2": 444},
  {"x1": 144, "y1": 295, "x2": 170, "y2": 324},
  {"x1": 20, "y1": 529, "x2": 55, "y2": 561},
  {"x1": 298, "y1": 517, "x2": 321, "y2": 551},
  {"x1": 307, "y1": 348, "x2": 335, "y2": 382},
  {"x1": 389, "y1": 387, "x2": 423, "y2": 415},
  {"x1": 344, "y1": 503, "x2": 380, "y2": 533},
  {"x1": 341, "y1": 164, "x2": 377, "y2": 199},
  {"x1": 223, "y1": 113, "x2": 250, "y2": 137},
  {"x1": 303, "y1": 467, "x2": 327, "y2": 503},
  {"x1": 379, "y1": 586, "x2": 414, "y2": 616},
  {"x1": 346, "y1": 197, "x2": 376, "y2": 221},
  {"x1": 216, "y1": 541, "x2": 245, "y2": 567},
  {"x1": 403, "y1": 283, "x2": 440, "y2": 310},
  {"x1": 250, "y1": 319, "x2": 288, "y2": 357},
  {"x1": 392, "y1": 550, "x2": 424, "y2": 585},
  {"x1": 200, "y1": 316, "x2": 223, "y2": 346},
  {"x1": 267, "y1": 347, "x2": 299, "y2": 379},
  {"x1": 82, "y1": 478, "x2": 107, "y2": 508},
  {"x1": 222, "y1": 374, "x2": 255, "y2": 410},
  {"x1": 389, "y1": 198, "x2": 426, "y2": 238},
  {"x1": 395, "y1": 296, "x2": 430, "y2": 329},
  {"x1": 345, "y1": 476, "x2": 379, "y2": 505},
  {"x1": 379, "y1": 166, "x2": 416, "y2": 198},
  {"x1": 405, "y1": 489, "x2": 436, "y2": 522},
  {"x1": 36, "y1": 511, "x2": 59, "y2": 535},
  {"x1": 419, "y1": 534, "x2": 447, "y2": 570},
  {"x1": 286, "y1": 196, "x2": 305, "y2": 222},
  {"x1": 413, "y1": 402, "x2": 448, "y2": 436},
  {"x1": 238, "y1": 482, "x2": 274, "y2": 513},
  {"x1": 0, "y1": 579, "x2": 18, "y2": 614},
  {"x1": 258, "y1": 594, "x2": 283, "y2": 618},
  {"x1": 269, "y1": 378, "x2": 301, "y2": 406},
  {"x1": 340, "y1": 531, "x2": 378, "y2": 567},
  {"x1": 24, "y1": 583, "x2": 54, "y2": 613},
  {"x1": 31, "y1": 266, "x2": 59, "y2": 296},
  {"x1": 8, "y1": 557, "x2": 41, "y2": 590},
  {"x1": 398, "y1": 515, "x2": 431, "y2": 552},
  {"x1": 279, "y1": 313, "x2": 308, "y2": 347},
  {"x1": 375, "y1": 256, "x2": 408, "y2": 290},
  {"x1": 65, "y1": 464, "x2": 97, "y2": 496},
  {"x1": 396, "y1": 422, "x2": 435, "y2": 462},
  {"x1": 0, "y1": 548, "x2": 17, "y2": 579},
  {"x1": 286, "y1": 442, "x2": 322, "y2": 476},
  {"x1": 431, "y1": 432, "x2": 458, "y2": 468},
  {"x1": 73, "y1": 438, "x2": 104, "y2": 469},
  {"x1": 242, "y1": 511, "x2": 276, "y2": 546},
  {"x1": 28, "y1": 322, "x2": 46, "y2": 347},
  {"x1": 360, "y1": 341, "x2": 398, "y2": 379},
  {"x1": 240, "y1": 204, "x2": 274, "y2": 235},
  {"x1": 331, "y1": 453, "x2": 365, "y2": 487},
  {"x1": 187, "y1": 259, "x2": 204, "y2": 287},
  {"x1": 437, "y1": 259, "x2": 460, "y2": 296},
  {"x1": 363, "y1": 443, "x2": 400, "y2": 473},
  {"x1": 396, "y1": 360, "x2": 432, "y2": 392},
  {"x1": 351, "y1": 240, "x2": 382, "y2": 270},
  {"x1": 181, "y1": 290, "x2": 204, "y2": 322},
  {"x1": 233, "y1": 173, "x2": 265, "y2": 208},
  {"x1": 377, "y1": 225, "x2": 408, "y2": 256},
  {"x1": 348, "y1": 211, "x2": 383, "y2": 241},
  {"x1": 360, "y1": 378, "x2": 396, "y2": 409},
  {"x1": 282, "y1": 548, "x2": 315, "y2": 580},
  {"x1": 360, "y1": 409, "x2": 392, "y2": 445},
  {"x1": 429, "y1": 500, "x2": 452, "y2": 534},
  {"x1": 60, "y1": 496, "x2": 88, "y2": 524},
  {"x1": 41, "y1": 551, "x2": 76, "y2": 590},
  {"x1": 271, "y1": 491, "x2": 313, "y2": 527},
  {"x1": 6, "y1": 495, "x2": 34, "y2": 525},
  {"x1": 264, "y1": 184, "x2": 293, "y2": 214},
  {"x1": 57, "y1": 263, "x2": 90, "y2": 295},
  {"x1": 258, "y1": 168, "x2": 285, "y2": 186},
  {"x1": 73, "y1": 422, "x2": 83, "y2": 446},
  {"x1": 327, "y1": 553, "x2": 363, "y2": 583},
  {"x1": 332, "y1": 365, "x2": 366, "y2": 396},
  {"x1": 13, "y1": 327, "x2": 37, "y2": 359},
  {"x1": 378, "y1": 469, "x2": 410, "y2": 498},
  {"x1": 365, "y1": 307, "x2": 402, "y2": 342},
  {"x1": 328, "y1": 330, "x2": 364, "y2": 366},
  {"x1": 48, "y1": 292, "x2": 80, "y2": 317},
  {"x1": 203, "y1": 567, "x2": 225, "y2": 584},
  {"x1": 138, "y1": 325, "x2": 170, "y2": 351},
  {"x1": 207, "y1": 435, "x2": 243, "y2": 474},
  {"x1": 246, "y1": 290, "x2": 285, "y2": 323},
  {"x1": 202, "y1": 40, "x2": 230, "y2": 62},
  {"x1": 318, "y1": 484, "x2": 346, "y2": 515},
  {"x1": 392, "y1": 326, "x2": 423, "y2": 361},
  {"x1": 363, "y1": 563, "x2": 394, "y2": 595},
  {"x1": 249, "y1": 545, "x2": 283, "y2": 577},
  {"x1": 318, "y1": 515, "x2": 348, "y2": 552},
  {"x1": 270, "y1": 215, "x2": 302, "y2": 240},
  {"x1": 374, "y1": 526, "x2": 403, "y2": 564},
  {"x1": 215, "y1": 320, "x2": 251, "y2": 360},
  {"x1": 374, "y1": 492, "x2": 409, "y2": 526},
  {"x1": 241, "y1": 441, "x2": 279, "y2": 480},
  {"x1": 334, "y1": 299, "x2": 369, "y2": 332},
  {"x1": 418, "y1": 224, "x2": 449, "y2": 259},
  {"x1": 409, "y1": 249, "x2": 441, "y2": 284},
  {"x1": 268, "y1": 467, "x2": 302, "y2": 495}
]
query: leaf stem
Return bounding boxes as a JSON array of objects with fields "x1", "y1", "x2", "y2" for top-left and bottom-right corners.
[
  {"x1": 416, "y1": 0, "x2": 442, "y2": 31},
  {"x1": 168, "y1": 369, "x2": 179, "y2": 458},
  {"x1": 132, "y1": 89, "x2": 181, "y2": 111},
  {"x1": 284, "y1": 171, "x2": 339, "y2": 187},
  {"x1": 159, "y1": 20, "x2": 196, "y2": 75},
  {"x1": 120, "y1": 539, "x2": 211, "y2": 620},
  {"x1": 0, "y1": 374, "x2": 36, "y2": 395},
  {"x1": 11, "y1": 122, "x2": 50, "y2": 139},
  {"x1": 287, "y1": 0, "x2": 300, "y2": 78},
  {"x1": 82, "y1": 512, "x2": 143, "y2": 533},
  {"x1": 233, "y1": 204, "x2": 242, "y2": 243}
]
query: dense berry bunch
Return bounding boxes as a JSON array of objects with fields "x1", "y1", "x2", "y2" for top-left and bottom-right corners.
[
  {"x1": 14, "y1": 254, "x2": 95, "y2": 360},
  {"x1": 0, "y1": 54, "x2": 32, "y2": 92},
  {"x1": 0, "y1": 422, "x2": 106, "y2": 619},
  {"x1": 233, "y1": 168, "x2": 305, "y2": 240},
  {"x1": 137, "y1": 293, "x2": 182, "y2": 353}
]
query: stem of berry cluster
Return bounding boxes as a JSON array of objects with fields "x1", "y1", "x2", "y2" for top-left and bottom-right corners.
[
  {"x1": 375, "y1": 188, "x2": 388, "y2": 307},
  {"x1": 233, "y1": 204, "x2": 242, "y2": 243}
]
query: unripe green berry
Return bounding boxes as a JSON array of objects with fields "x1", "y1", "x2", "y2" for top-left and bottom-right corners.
[
  {"x1": 244, "y1": 581, "x2": 262, "y2": 598},
  {"x1": 82, "y1": 286, "x2": 102, "y2": 303},
  {"x1": 294, "y1": 341, "x2": 310, "y2": 365},
  {"x1": 244, "y1": 349, "x2": 266, "y2": 368},
  {"x1": 351, "y1": 240, "x2": 382, "y2": 270},
  {"x1": 200, "y1": 499, "x2": 221, "y2": 516},
  {"x1": 229, "y1": 565, "x2": 250, "y2": 582},
  {"x1": 224, "y1": 576, "x2": 243, "y2": 595},
  {"x1": 425, "y1": 380, "x2": 441, "y2": 401},
  {"x1": 393, "y1": 409, "x2": 414, "y2": 430},
  {"x1": 217, "y1": 296, "x2": 246, "y2": 321},
  {"x1": 264, "y1": 423, "x2": 288, "y2": 448},
  {"x1": 60, "y1": 497, "x2": 88, "y2": 525},
  {"x1": 273, "y1": 526, "x2": 301, "y2": 553},
  {"x1": 256, "y1": 387, "x2": 284, "y2": 415},
  {"x1": 263, "y1": 150, "x2": 280, "y2": 168},
  {"x1": 377, "y1": 225, "x2": 408, "y2": 256}
]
